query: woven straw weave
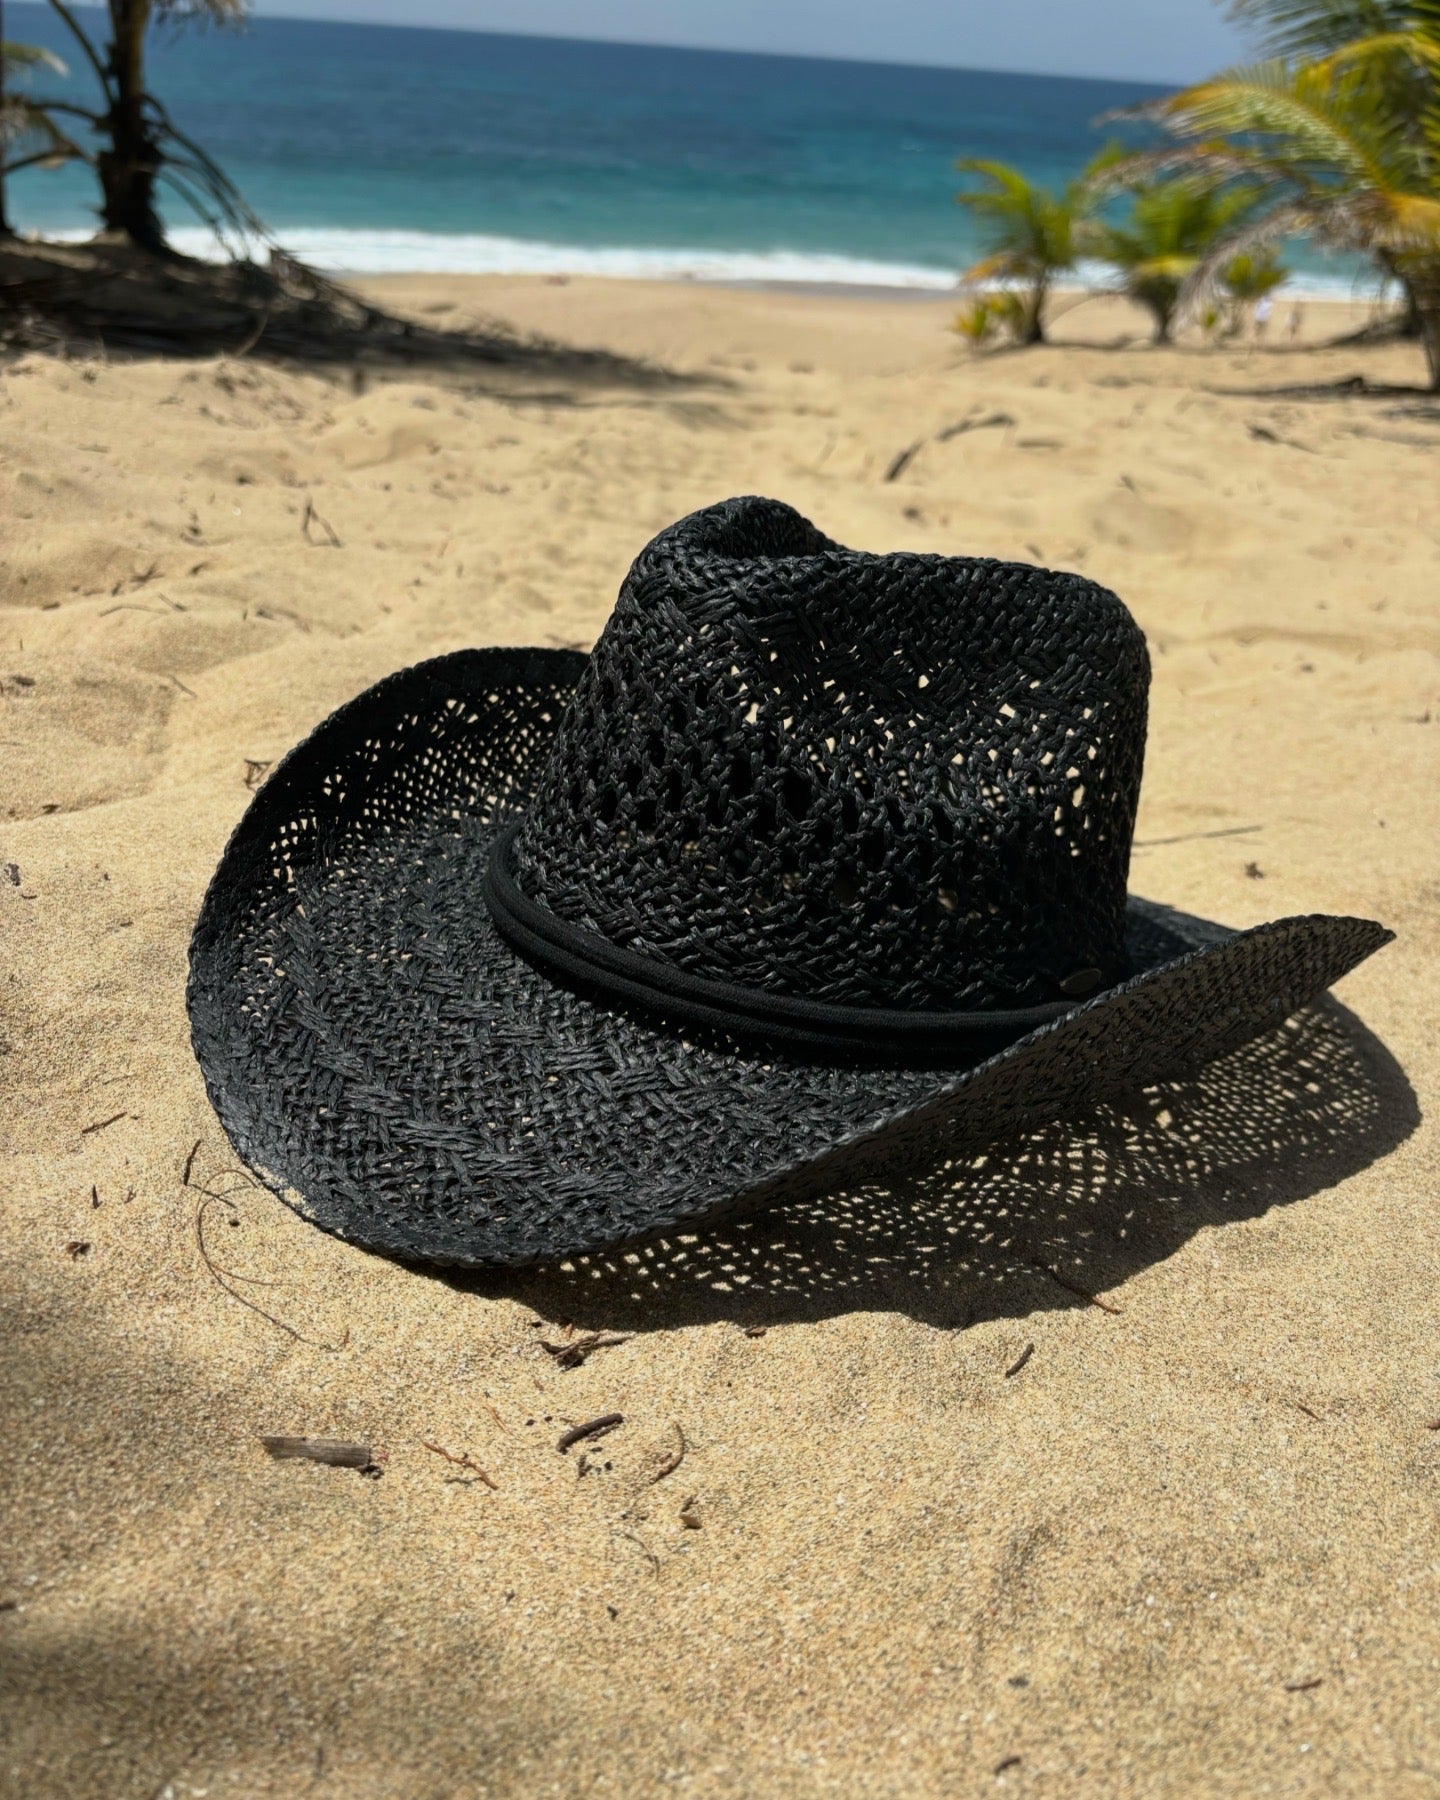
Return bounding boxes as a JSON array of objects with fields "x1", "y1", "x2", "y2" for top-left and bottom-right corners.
[{"x1": 515, "y1": 497, "x2": 1149, "y2": 1009}]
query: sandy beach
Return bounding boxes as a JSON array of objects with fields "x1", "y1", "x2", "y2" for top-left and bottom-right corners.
[{"x1": 2, "y1": 275, "x2": 1438, "y2": 1797}]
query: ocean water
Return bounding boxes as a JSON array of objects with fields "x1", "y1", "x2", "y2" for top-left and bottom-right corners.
[{"x1": 8, "y1": 5, "x2": 1366, "y2": 294}]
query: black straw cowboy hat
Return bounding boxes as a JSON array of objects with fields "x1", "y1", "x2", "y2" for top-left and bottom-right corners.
[{"x1": 188, "y1": 497, "x2": 1390, "y2": 1267}]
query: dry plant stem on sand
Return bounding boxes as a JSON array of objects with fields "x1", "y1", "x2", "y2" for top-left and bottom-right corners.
[
  {"x1": 420, "y1": 1440, "x2": 499, "y2": 1488},
  {"x1": 539, "y1": 1330, "x2": 633, "y2": 1367},
  {"x1": 187, "y1": 1152, "x2": 350, "y2": 1352}
]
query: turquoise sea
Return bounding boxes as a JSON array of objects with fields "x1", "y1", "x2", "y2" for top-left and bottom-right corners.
[{"x1": 8, "y1": 5, "x2": 1365, "y2": 293}]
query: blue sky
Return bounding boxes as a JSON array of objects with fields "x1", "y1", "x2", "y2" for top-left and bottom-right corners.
[{"x1": 247, "y1": 1, "x2": 1251, "y2": 85}]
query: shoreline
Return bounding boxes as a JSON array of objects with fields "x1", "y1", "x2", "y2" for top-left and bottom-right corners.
[{"x1": 25, "y1": 225, "x2": 1389, "y2": 308}]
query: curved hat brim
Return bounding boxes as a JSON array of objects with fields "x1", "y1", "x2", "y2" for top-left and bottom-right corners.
[{"x1": 187, "y1": 648, "x2": 1391, "y2": 1269}]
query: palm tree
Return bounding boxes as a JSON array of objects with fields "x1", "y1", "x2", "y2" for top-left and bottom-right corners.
[
  {"x1": 42, "y1": 0, "x2": 256, "y2": 252},
  {"x1": 954, "y1": 159, "x2": 1095, "y2": 344},
  {"x1": 1220, "y1": 247, "x2": 1290, "y2": 329},
  {"x1": 1223, "y1": 1, "x2": 1440, "y2": 331},
  {"x1": 1, "y1": 34, "x2": 75, "y2": 236},
  {"x1": 1124, "y1": 26, "x2": 1440, "y2": 387},
  {"x1": 1091, "y1": 176, "x2": 1271, "y2": 341}
]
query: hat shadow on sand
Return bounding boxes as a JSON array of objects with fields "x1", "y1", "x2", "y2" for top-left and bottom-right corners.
[{"x1": 455, "y1": 998, "x2": 1417, "y2": 1334}]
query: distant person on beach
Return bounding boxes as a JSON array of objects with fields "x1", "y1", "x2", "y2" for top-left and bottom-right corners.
[
  {"x1": 1254, "y1": 295, "x2": 1273, "y2": 339},
  {"x1": 1287, "y1": 303, "x2": 1303, "y2": 341}
]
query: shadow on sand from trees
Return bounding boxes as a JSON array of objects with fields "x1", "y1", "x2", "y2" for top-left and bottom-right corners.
[{"x1": 0, "y1": 238, "x2": 695, "y2": 392}]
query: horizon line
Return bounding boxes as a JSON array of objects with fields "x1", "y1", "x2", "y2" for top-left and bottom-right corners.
[{"x1": 20, "y1": 1, "x2": 1188, "y2": 91}]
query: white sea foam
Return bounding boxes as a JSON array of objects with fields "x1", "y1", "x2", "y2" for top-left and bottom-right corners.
[
  {"x1": 1066, "y1": 256, "x2": 1380, "y2": 303},
  {"x1": 167, "y1": 226, "x2": 966, "y2": 289},
  {"x1": 47, "y1": 224, "x2": 1378, "y2": 299}
]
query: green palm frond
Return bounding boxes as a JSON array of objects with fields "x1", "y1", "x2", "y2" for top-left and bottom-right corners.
[
  {"x1": 1379, "y1": 187, "x2": 1440, "y2": 240},
  {"x1": 1310, "y1": 25, "x2": 1440, "y2": 71},
  {"x1": 2, "y1": 41, "x2": 67, "y2": 74},
  {"x1": 955, "y1": 160, "x2": 1083, "y2": 272},
  {"x1": 1122, "y1": 252, "x2": 1202, "y2": 281},
  {"x1": 150, "y1": 0, "x2": 250, "y2": 21},
  {"x1": 1152, "y1": 60, "x2": 1413, "y2": 187},
  {"x1": 1225, "y1": 0, "x2": 1418, "y2": 59},
  {"x1": 1177, "y1": 198, "x2": 1314, "y2": 303},
  {"x1": 1, "y1": 41, "x2": 75, "y2": 166},
  {"x1": 1220, "y1": 248, "x2": 1291, "y2": 298}
]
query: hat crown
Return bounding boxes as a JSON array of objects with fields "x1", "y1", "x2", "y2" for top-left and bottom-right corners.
[{"x1": 510, "y1": 497, "x2": 1150, "y2": 1011}]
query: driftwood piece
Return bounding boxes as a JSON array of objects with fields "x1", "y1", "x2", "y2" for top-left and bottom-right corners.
[{"x1": 259, "y1": 1435, "x2": 375, "y2": 1469}]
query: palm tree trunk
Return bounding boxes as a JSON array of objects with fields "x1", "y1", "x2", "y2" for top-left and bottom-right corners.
[
  {"x1": 0, "y1": 0, "x2": 13, "y2": 238},
  {"x1": 1023, "y1": 280, "x2": 1047, "y2": 345},
  {"x1": 97, "y1": 0, "x2": 165, "y2": 251},
  {"x1": 1378, "y1": 251, "x2": 1423, "y2": 338},
  {"x1": 1417, "y1": 288, "x2": 1440, "y2": 392}
]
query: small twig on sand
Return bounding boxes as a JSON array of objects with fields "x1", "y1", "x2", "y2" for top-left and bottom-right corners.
[
  {"x1": 883, "y1": 439, "x2": 924, "y2": 482},
  {"x1": 936, "y1": 411, "x2": 1014, "y2": 442},
  {"x1": 539, "y1": 1331, "x2": 632, "y2": 1369},
  {"x1": 885, "y1": 411, "x2": 1017, "y2": 482},
  {"x1": 1134, "y1": 824, "x2": 1261, "y2": 849},
  {"x1": 617, "y1": 1528, "x2": 661, "y2": 1574},
  {"x1": 557, "y1": 1413, "x2": 624, "y2": 1455},
  {"x1": 647, "y1": 1421, "x2": 688, "y2": 1486},
  {"x1": 1283, "y1": 1677, "x2": 1323, "y2": 1693},
  {"x1": 1248, "y1": 422, "x2": 1320, "y2": 454},
  {"x1": 181, "y1": 1138, "x2": 203, "y2": 1187},
  {"x1": 422, "y1": 1439, "x2": 499, "y2": 1489},
  {"x1": 80, "y1": 1111, "x2": 128, "y2": 1136},
  {"x1": 301, "y1": 495, "x2": 342, "y2": 548},
  {"x1": 1005, "y1": 1343, "x2": 1035, "y2": 1379},
  {"x1": 1027, "y1": 1258, "x2": 1123, "y2": 1315}
]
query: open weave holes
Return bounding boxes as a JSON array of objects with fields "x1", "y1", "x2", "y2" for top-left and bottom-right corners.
[
  {"x1": 514, "y1": 497, "x2": 1150, "y2": 1009},
  {"x1": 187, "y1": 500, "x2": 1390, "y2": 1267}
]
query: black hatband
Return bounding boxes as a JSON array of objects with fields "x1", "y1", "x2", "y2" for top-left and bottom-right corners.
[{"x1": 482, "y1": 822, "x2": 1073, "y2": 1063}]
